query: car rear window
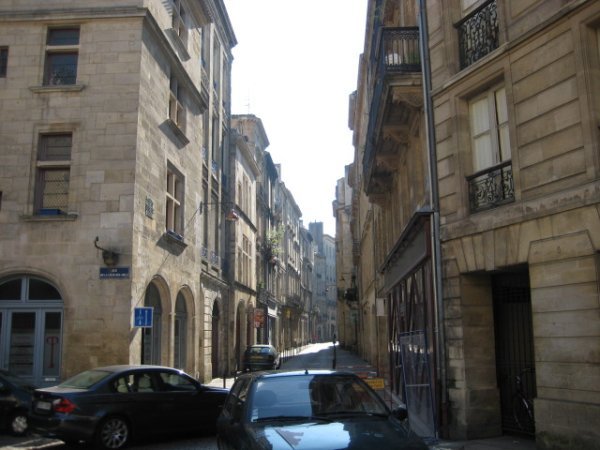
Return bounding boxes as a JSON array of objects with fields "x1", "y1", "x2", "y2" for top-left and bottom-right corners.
[
  {"x1": 59, "y1": 370, "x2": 112, "y2": 389},
  {"x1": 249, "y1": 347, "x2": 271, "y2": 354}
]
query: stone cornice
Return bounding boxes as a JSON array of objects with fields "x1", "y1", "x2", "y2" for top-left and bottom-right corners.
[{"x1": 0, "y1": 6, "x2": 147, "y2": 21}]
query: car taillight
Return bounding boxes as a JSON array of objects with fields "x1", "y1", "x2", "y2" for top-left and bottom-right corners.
[{"x1": 53, "y1": 398, "x2": 76, "y2": 414}]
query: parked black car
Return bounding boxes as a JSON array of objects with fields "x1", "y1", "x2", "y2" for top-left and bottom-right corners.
[
  {"x1": 242, "y1": 345, "x2": 280, "y2": 371},
  {"x1": 216, "y1": 369, "x2": 428, "y2": 450},
  {"x1": 30, "y1": 365, "x2": 228, "y2": 449},
  {"x1": 0, "y1": 369, "x2": 35, "y2": 436}
]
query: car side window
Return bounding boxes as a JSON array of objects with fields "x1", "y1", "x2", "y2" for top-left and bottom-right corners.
[
  {"x1": 112, "y1": 375, "x2": 133, "y2": 393},
  {"x1": 134, "y1": 373, "x2": 156, "y2": 392},
  {"x1": 224, "y1": 377, "x2": 250, "y2": 417},
  {"x1": 159, "y1": 371, "x2": 196, "y2": 392}
]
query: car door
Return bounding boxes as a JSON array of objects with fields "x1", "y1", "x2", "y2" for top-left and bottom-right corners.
[
  {"x1": 123, "y1": 371, "x2": 166, "y2": 433},
  {"x1": 217, "y1": 376, "x2": 251, "y2": 449},
  {"x1": 156, "y1": 370, "x2": 206, "y2": 432}
]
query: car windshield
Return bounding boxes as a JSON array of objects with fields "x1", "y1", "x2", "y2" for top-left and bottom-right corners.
[
  {"x1": 58, "y1": 369, "x2": 112, "y2": 389},
  {"x1": 248, "y1": 374, "x2": 388, "y2": 422}
]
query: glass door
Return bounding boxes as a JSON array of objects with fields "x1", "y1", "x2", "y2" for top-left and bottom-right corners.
[{"x1": 8, "y1": 312, "x2": 36, "y2": 378}]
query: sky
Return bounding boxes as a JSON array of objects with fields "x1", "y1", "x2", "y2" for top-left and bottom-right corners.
[{"x1": 223, "y1": 0, "x2": 368, "y2": 237}]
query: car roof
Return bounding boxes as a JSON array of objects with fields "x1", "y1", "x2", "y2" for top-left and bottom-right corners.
[
  {"x1": 237, "y1": 369, "x2": 358, "y2": 380},
  {"x1": 83, "y1": 365, "x2": 186, "y2": 373}
]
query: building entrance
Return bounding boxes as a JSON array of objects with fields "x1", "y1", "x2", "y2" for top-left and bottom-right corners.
[
  {"x1": 493, "y1": 269, "x2": 536, "y2": 436},
  {"x1": 0, "y1": 276, "x2": 63, "y2": 387}
]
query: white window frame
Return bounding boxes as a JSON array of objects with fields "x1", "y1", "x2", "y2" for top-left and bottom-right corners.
[
  {"x1": 469, "y1": 85, "x2": 511, "y2": 173},
  {"x1": 166, "y1": 164, "x2": 184, "y2": 236}
]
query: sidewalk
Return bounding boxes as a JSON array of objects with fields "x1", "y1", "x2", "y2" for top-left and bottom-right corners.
[{"x1": 209, "y1": 343, "x2": 537, "y2": 450}]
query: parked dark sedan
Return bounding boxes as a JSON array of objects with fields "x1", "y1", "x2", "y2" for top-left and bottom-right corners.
[
  {"x1": 216, "y1": 370, "x2": 428, "y2": 450},
  {"x1": 30, "y1": 365, "x2": 228, "y2": 449},
  {"x1": 0, "y1": 369, "x2": 35, "y2": 436},
  {"x1": 242, "y1": 345, "x2": 280, "y2": 371}
]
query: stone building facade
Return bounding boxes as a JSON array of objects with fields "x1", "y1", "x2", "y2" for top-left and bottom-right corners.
[
  {"x1": 0, "y1": 0, "x2": 235, "y2": 385},
  {"x1": 344, "y1": 0, "x2": 599, "y2": 448},
  {"x1": 227, "y1": 114, "x2": 262, "y2": 370},
  {"x1": 428, "y1": 0, "x2": 600, "y2": 447}
]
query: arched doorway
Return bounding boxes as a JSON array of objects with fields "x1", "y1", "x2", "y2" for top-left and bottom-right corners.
[
  {"x1": 141, "y1": 283, "x2": 162, "y2": 365},
  {"x1": 173, "y1": 293, "x2": 187, "y2": 370},
  {"x1": 0, "y1": 275, "x2": 63, "y2": 387},
  {"x1": 211, "y1": 301, "x2": 220, "y2": 377}
]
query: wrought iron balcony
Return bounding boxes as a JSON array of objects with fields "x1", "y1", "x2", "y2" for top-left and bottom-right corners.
[
  {"x1": 457, "y1": 0, "x2": 498, "y2": 69},
  {"x1": 363, "y1": 27, "x2": 421, "y2": 201},
  {"x1": 467, "y1": 160, "x2": 514, "y2": 212}
]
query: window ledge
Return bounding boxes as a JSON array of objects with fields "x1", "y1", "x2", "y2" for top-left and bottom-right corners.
[
  {"x1": 29, "y1": 84, "x2": 85, "y2": 93},
  {"x1": 164, "y1": 28, "x2": 190, "y2": 61},
  {"x1": 164, "y1": 230, "x2": 187, "y2": 247},
  {"x1": 21, "y1": 212, "x2": 78, "y2": 222},
  {"x1": 162, "y1": 118, "x2": 190, "y2": 146}
]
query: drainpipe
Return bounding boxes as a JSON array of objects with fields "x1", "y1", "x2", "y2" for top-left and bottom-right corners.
[{"x1": 418, "y1": 0, "x2": 448, "y2": 439}]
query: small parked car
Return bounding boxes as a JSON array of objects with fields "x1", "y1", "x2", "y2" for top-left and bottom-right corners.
[
  {"x1": 216, "y1": 369, "x2": 428, "y2": 450},
  {"x1": 0, "y1": 369, "x2": 35, "y2": 436},
  {"x1": 29, "y1": 365, "x2": 229, "y2": 449},
  {"x1": 242, "y1": 344, "x2": 280, "y2": 371}
]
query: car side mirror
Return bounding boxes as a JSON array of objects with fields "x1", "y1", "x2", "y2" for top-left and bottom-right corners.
[{"x1": 391, "y1": 405, "x2": 408, "y2": 421}]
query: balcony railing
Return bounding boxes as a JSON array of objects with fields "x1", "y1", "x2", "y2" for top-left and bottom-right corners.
[
  {"x1": 363, "y1": 27, "x2": 420, "y2": 185},
  {"x1": 467, "y1": 160, "x2": 514, "y2": 212},
  {"x1": 457, "y1": 0, "x2": 498, "y2": 69}
]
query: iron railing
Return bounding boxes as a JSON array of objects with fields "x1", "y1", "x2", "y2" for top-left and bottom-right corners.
[
  {"x1": 467, "y1": 160, "x2": 514, "y2": 212},
  {"x1": 363, "y1": 27, "x2": 421, "y2": 185},
  {"x1": 457, "y1": 0, "x2": 498, "y2": 69}
]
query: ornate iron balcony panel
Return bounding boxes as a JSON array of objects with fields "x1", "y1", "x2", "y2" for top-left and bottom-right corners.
[
  {"x1": 457, "y1": 0, "x2": 498, "y2": 69},
  {"x1": 467, "y1": 161, "x2": 514, "y2": 212}
]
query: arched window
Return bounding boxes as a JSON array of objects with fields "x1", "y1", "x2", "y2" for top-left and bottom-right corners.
[
  {"x1": 142, "y1": 283, "x2": 162, "y2": 365},
  {"x1": 174, "y1": 293, "x2": 187, "y2": 369}
]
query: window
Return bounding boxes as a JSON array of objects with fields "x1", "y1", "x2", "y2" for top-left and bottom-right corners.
[
  {"x1": 469, "y1": 86, "x2": 510, "y2": 171},
  {"x1": 35, "y1": 134, "x2": 72, "y2": 214},
  {"x1": 169, "y1": 75, "x2": 185, "y2": 130},
  {"x1": 467, "y1": 85, "x2": 514, "y2": 211},
  {"x1": 201, "y1": 25, "x2": 210, "y2": 68},
  {"x1": 43, "y1": 28, "x2": 79, "y2": 86},
  {"x1": 166, "y1": 165, "x2": 184, "y2": 236},
  {"x1": 172, "y1": 0, "x2": 188, "y2": 46},
  {"x1": 242, "y1": 235, "x2": 252, "y2": 286},
  {"x1": 0, "y1": 47, "x2": 8, "y2": 77}
]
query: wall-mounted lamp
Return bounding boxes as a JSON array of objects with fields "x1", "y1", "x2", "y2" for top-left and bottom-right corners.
[
  {"x1": 94, "y1": 236, "x2": 119, "y2": 266},
  {"x1": 199, "y1": 201, "x2": 239, "y2": 222}
]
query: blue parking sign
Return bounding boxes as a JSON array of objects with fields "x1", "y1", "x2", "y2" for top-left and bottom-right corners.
[{"x1": 134, "y1": 307, "x2": 153, "y2": 328}]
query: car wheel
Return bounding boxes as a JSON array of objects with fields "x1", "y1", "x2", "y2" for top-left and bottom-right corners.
[
  {"x1": 95, "y1": 416, "x2": 130, "y2": 449},
  {"x1": 9, "y1": 411, "x2": 28, "y2": 436}
]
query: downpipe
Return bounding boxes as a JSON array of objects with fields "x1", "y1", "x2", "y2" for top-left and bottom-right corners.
[{"x1": 418, "y1": 0, "x2": 449, "y2": 439}]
